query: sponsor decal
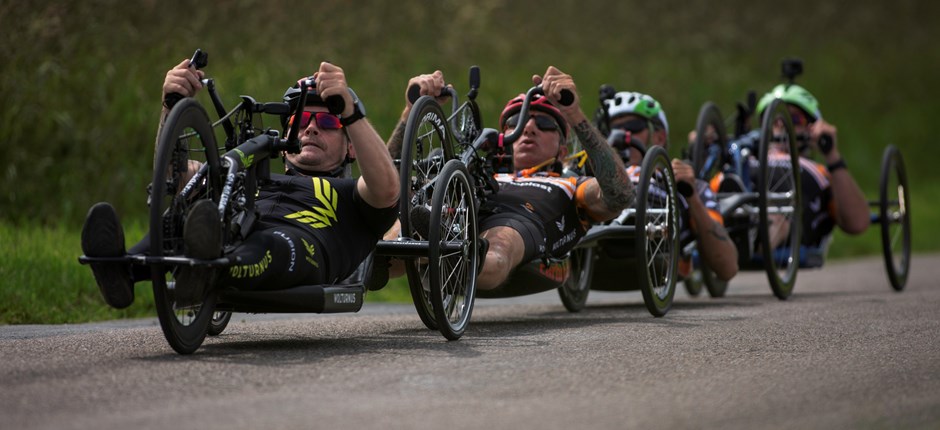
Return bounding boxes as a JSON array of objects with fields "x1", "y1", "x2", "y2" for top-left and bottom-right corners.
[
  {"x1": 229, "y1": 250, "x2": 273, "y2": 279},
  {"x1": 285, "y1": 178, "x2": 339, "y2": 228}
]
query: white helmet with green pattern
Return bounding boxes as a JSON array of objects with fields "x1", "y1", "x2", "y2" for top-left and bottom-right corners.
[
  {"x1": 603, "y1": 91, "x2": 669, "y2": 134},
  {"x1": 757, "y1": 84, "x2": 821, "y2": 121}
]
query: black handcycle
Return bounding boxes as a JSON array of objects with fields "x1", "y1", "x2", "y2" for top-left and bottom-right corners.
[{"x1": 686, "y1": 59, "x2": 911, "y2": 298}]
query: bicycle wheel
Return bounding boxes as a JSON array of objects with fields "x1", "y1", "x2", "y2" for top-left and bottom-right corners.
[
  {"x1": 879, "y1": 145, "x2": 911, "y2": 291},
  {"x1": 150, "y1": 98, "x2": 222, "y2": 354},
  {"x1": 428, "y1": 160, "x2": 478, "y2": 340},
  {"x1": 635, "y1": 146, "x2": 680, "y2": 317},
  {"x1": 691, "y1": 102, "x2": 727, "y2": 182},
  {"x1": 558, "y1": 247, "x2": 594, "y2": 312},
  {"x1": 452, "y1": 99, "x2": 483, "y2": 148},
  {"x1": 757, "y1": 98, "x2": 802, "y2": 300},
  {"x1": 400, "y1": 96, "x2": 456, "y2": 330},
  {"x1": 207, "y1": 311, "x2": 232, "y2": 336}
]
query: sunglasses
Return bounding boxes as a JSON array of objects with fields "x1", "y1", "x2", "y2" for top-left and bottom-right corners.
[
  {"x1": 504, "y1": 114, "x2": 559, "y2": 132},
  {"x1": 288, "y1": 111, "x2": 343, "y2": 130},
  {"x1": 610, "y1": 118, "x2": 649, "y2": 134}
]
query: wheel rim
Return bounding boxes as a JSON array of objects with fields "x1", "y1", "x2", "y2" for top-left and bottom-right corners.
[
  {"x1": 881, "y1": 146, "x2": 911, "y2": 291},
  {"x1": 400, "y1": 97, "x2": 454, "y2": 330},
  {"x1": 637, "y1": 146, "x2": 678, "y2": 316},
  {"x1": 429, "y1": 161, "x2": 477, "y2": 339},
  {"x1": 758, "y1": 99, "x2": 801, "y2": 300},
  {"x1": 692, "y1": 102, "x2": 727, "y2": 182},
  {"x1": 150, "y1": 99, "x2": 220, "y2": 354}
]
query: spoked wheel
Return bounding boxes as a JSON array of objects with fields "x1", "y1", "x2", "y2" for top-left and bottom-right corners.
[
  {"x1": 427, "y1": 160, "x2": 478, "y2": 340},
  {"x1": 558, "y1": 247, "x2": 594, "y2": 312},
  {"x1": 635, "y1": 146, "x2": 680, "y2": 317},
  {"x1": 207, "y1": 311, "x2": 232, "y2": 336},
  {"x1": 399, "y1": 96, "x2": 456, "y2": 330},
  {"x1": 691, "y1": 102, "x2": 727, "y2": 182},
  {"x1": 879, "y1": 145, "x2": 911, "y2": 291},
  {"x1": 150, "y1": 98, "x2": 223, "y2": 354},
  {"x1": 451, "y1": 99, "x2": 483, "y2": 148},
  {"x1": 757, "y1": 98, "x2": 802, "y2": 300}
]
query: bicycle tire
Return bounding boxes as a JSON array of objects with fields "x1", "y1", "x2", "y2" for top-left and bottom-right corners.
[
  {"x1": 207, "y1": 311, "x2": 232, "y2": 336},
  {"x1": 682, "y1": 268, "x2": 703, "y2": 297},
  {"x1": 558, "y1": 247, "x2": 594, "y2": 312},
  {"x1": 879, "y1": 145, "x2": 911, "y2": 291},
  {"x1": 428, "y1": 160, "x2": 478, "y2": 340},
  {"x1": 150, "y1": 98, "x2": 222, "y2": 354},
  {"x1": 757, "y1": 98, "x2": 802, "y2": 300},
  {"x1": 692, "y1": 102, "x2": 727, "y2": 182},
  {"x1": 635, "y1": 146, "x2": 679, "y2": 317},
  {"x1": 400, "y1": 96, "x2": 456, "y2": 330}
]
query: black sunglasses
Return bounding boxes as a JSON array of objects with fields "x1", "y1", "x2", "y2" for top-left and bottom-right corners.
[
  {"x1": 504, "y1": 114, "x2": 559, "y2": 132},
  {"x1": 610, "y1": 118, "x2": 649, "y2": 134}
]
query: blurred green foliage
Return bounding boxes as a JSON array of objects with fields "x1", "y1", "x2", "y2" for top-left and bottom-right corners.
[{"x1": 1, "y1": 0, "x2": 937, "y2": 234}]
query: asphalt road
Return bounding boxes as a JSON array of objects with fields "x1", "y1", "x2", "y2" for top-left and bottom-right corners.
[{"x1": 3, "y1": 254, "x2": 939, "y2": 430}]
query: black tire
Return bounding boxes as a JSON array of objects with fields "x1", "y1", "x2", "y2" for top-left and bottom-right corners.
[
  {"x1": 691, "y1": 102, "x2": 727, "y2": 182},
  {"x1": 150, "y1": 98, "x2": 222, "y2": 354},
  {"x1": 757, "y1": 98, "x2": 802, "y2": 300},
  {"x1": 427, "y1": 160, "x2": 478, "y2": 340},
  {"x1": 207, "y1": 311, "x2": 232, "y2": 336},
  {"x1": 400, "y1": 96, "x2": 456, "y2": 330},
  {"x1": 702, "y1": 263, "x2": 729, "y2": 298},
  {"x1": 558, "y1": 248, "x2": 594, "y2": 312},
  {"x1": 879, "y1": 145, "x2": 911, "y2": 291},
  {"x1": 635, "y1": 146, "x2": 680, "y2": 317}
]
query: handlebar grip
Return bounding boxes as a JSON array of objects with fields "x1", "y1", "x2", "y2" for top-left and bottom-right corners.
[
  {"x1": 818, "y1": 133, "x2": 834, "y2": 155},
  {"x1": 163, "y1": 92, "x2": 183, "y2": 109},
  {"x1": 324, "y1": 94, "x2": 345, "y2": 115},
  {"x1": 558, "y1": 89, "x2": 575, "y2": 106},
  {"x1": 677, "y1": 181, "x2": 694, "y2": 198}
]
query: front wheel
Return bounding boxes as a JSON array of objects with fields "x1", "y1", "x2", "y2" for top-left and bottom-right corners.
[
  {"x1": 400, "y1": 96, "x2": 455, "y2": 331},
  {"x1": 558, "y1": 248, "x2": 594, "y2": 312},
  {"x1": 879, "y1": 145, "x2": 911, "y2": 291},
  {"x1": 149, "y1": 98, "x2": 222, "y2": 354},
  {"x1": 691, "y1": 102, "x2": 727, "y2": 182},
  {"x1": 207, "y1": 311, "x2": 232, "y2": 336},
  {"x1": 635, "y1": 146, "x2": 680, "y2": 317},
  {"x1": 428, "y1": 160, "x2": 478, "y2": 340},
  {"x1": 757, "y1": 98, "x2": 802, "y2": 300}
]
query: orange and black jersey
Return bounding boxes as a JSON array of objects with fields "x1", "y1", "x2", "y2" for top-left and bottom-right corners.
[{"x1": 485, "y1": 171, "x2": 594, "y2": 260}]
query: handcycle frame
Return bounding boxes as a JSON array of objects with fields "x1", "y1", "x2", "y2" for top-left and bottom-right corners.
[
  {"x1": 82, "y1": 50, "x2": 408, "y2": 354},
  {"x1": 376, "y1": 73, "x2": 682, "y2": 343}
]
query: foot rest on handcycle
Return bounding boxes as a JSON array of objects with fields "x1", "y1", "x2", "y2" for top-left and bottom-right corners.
[{"x1": 216, "y1": 283, "x2": 365, "y2": 314}]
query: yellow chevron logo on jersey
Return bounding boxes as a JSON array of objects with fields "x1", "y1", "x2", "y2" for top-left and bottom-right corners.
[{"x1": 284, "y1": 178, "x2": 339, "y2": 228}]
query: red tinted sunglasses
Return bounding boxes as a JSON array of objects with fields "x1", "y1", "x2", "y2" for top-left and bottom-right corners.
[{"x1": 288, "y1": 111, "x2": 343, "y2": 130}]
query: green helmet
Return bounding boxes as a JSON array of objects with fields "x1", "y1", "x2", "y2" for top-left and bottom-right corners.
[
  {"x1": 756, "y1": 84, "x2": 821, "y2": 120},
  {"x1": 603, "y1": 91, "x2": 669, "y2": 134}
]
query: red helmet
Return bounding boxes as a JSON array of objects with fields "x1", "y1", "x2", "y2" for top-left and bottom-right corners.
[{"x1": 499, "y1": 93, "x2": 568, "y2": 139}]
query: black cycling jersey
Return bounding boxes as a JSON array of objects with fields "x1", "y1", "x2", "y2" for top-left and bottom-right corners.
[{"x1": 218, "y1": 173, "x2": 397, "y2": 289}]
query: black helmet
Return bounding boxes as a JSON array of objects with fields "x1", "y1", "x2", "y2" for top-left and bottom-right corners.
[{"x1": 281, "y1": 76, "x2": 329, "y2": 128}]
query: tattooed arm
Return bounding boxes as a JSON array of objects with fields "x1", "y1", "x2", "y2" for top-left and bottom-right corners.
[
  {"x1": 386, "y1": 114, "x2": 407, "y2": 159},
  {"x1": 573, "y1": 119, "x2": 635, "y2": 219}
]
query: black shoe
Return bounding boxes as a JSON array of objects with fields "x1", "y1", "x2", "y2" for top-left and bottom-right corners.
[
  {"x1": 174, "y1": 200, "x2": 221, "y2": 306},
  {"x1": 476, "y1": 237, "x2": 489, "y2": 275},
  {"x1": 81, "y1": 203, "x2": 134, "y2": 309},
  {"x1": 409, "y1": 205, "x2": 432, "y2": 239},
  {"x1": 365, "y1": 255, "x2": 390, "y2": 291}
]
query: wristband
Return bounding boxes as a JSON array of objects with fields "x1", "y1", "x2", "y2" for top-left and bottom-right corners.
[{"x1": 827, "y1": 158, "x2": 847, "y2": 173}]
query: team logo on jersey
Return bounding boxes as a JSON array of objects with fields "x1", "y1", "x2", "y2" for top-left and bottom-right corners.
[
  {"x1": 301, "y1": 237, "x2": 320, "y2": 268},
  {"x1": 285, "y1": 178, "x2": 339, "y2": 228},
  {"x1": 556, "y1": 217, "x2": 565, "y2": 232}
]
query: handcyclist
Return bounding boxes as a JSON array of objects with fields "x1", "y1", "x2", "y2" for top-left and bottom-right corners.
[
  {"x1": 598, "y1": 90, "x2": 738, "y2": 281},
  {"x1": 392, "y1": 66, "x2": 634, "y2": 292},
  {"x1": 80, "y1": 58, "x2": 399, "y2": 309},
  {"x1": 754, "y1": 83, "x2": 870, "y2": 248}
]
